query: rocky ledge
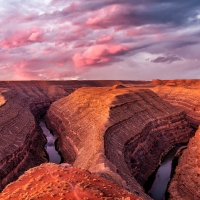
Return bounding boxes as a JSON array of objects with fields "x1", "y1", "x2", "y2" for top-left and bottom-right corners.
[
  {"x1": 168, "y1": 126, "x2": 200, "y2": 200},
  {"x1": 46, "y1": 87, "x2": 194, "y2": 199},
  {"x1": 151, "y1": 85, "x2": 200, "y2": 127},
  {"x1": 0, "y1": 163, "x2": 141, "y2": 200}
]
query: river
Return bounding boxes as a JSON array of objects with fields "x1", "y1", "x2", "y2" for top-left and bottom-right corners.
[
  {"x1": 148, "y1": 145, "x2": 186, "y2": 200},
  {"x1": 39, "y1": 121, "x2": 61, "y2": 164}
]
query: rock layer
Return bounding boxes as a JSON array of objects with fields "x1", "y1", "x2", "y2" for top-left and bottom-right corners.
[
  {"x1": 168, "y1": 127, "x2": 200, "y2": 200},
  {"x1": 46, "y1": 87, "x2": 194, "y2": 199},
  {"x1": 0, "y1": 89, "x2": 48, "y2": 191},
  {"x1": 150, "y1": 80, "x2": 200, "y2": 199},
  {"x1": 0, "y1": 81, "x2": 145, "y2": 192},
  {"x1": 151, "y1": 79, "x2": 200, "y2": 86},
  {"x1": 151, "y1": 85, "x2": 200, "y2": 127},
  {"x1": 0, "y1": 163, "x2": 141, "y2": 200}
]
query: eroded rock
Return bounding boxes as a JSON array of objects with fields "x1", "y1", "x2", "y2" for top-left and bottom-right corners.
[
  {"x1": 168, "y1": 127, "x2": 200, "y2": 200},
  {"x1": 0, "y1": 80, "x2": 143, "y2": 192},
  {"x1": 0, "y1": 163, "x2": 141, "y2": 200},
  {"x1": 152, "y1": 85, "x2": 200, "y2": 126},
  {"x1": 46, "y1": 87, "x2": 193, "y2": 199}
]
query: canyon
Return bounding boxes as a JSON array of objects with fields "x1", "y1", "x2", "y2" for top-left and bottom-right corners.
[
  {"x1": 168, "y1": 127, "x2": 200, "y2": 200},
  {"x1": 0, "y1": 80, "x2": 199, "y2": 199},
  {"x1": 0, "y1": 80, "x2": 136, "y2": 192},
  {"x1": 150, "y1": 80, "x2": 200, "y2": 199}
]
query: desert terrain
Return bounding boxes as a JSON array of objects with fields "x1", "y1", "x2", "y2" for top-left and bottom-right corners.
[{"x1": 0, "y1": 80, "x2": 199, "y2": 199}]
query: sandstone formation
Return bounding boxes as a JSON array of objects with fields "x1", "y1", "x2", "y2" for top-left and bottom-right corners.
[
  {"x1": 151, "y1": 85, "x2": 200, "y2": 127},
  {"x1": 151, "y1": 79, "x2": 200, "y2": 86},
  {"x1": 0, "y1": 163, "x2": 141, "y2": 200},
  {"x1": 0, "y1": 81, "x2": 141, "y2": 192},
  {"x1": 1, "y1": 79, "x2": 199, "y2": 199},
  {"x1": 168, "y1": 127, "x2": 200, "y2": 200},
  {"x1": 0, "y1": 89, "x2": 48, "y2": 191},
  {"x1": 46, "y1": 87, "x2": 194, "y2": 199},
  {"x1": 150, "y1": 80, "x2": 200, "y2": 198}
]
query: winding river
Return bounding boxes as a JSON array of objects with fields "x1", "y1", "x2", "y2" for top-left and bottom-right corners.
[
  {"x1": 148, "y1": 145, "x2": 186, "y2": 200},
  {"x1": 39, "y1": 121, "x2": 61, "y2": 164}
]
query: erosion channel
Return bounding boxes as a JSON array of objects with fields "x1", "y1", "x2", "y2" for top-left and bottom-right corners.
[
  {"x1": 146, "y1": 144, "x2": 187, "y2": 200},
  {"x1": 39, "y1": 121, "x2": 61, "y2": 164}
]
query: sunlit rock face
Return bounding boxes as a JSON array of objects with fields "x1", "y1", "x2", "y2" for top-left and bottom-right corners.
[
  {"x1": 0, "y1": 80, "x2": 137, "y2": 192},
  {"x1": 46, "y1": 86, "x2": 193, "y2": 199},
  {"x1": 151, "y1": 84, "x2": 200, "y2": 127},
  {"x1": 168, "y1": 127, "x2": 200, "y2": 200},
  {"x1": 151, "y1": 80, "x2": 200, "y2": 198},
  {"x1": 0, "y1": 163, "x2": 142, "y2": 200}
]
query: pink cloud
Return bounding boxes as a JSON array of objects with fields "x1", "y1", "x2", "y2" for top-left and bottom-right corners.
[
  {"x1": 73, "y1": 44, "x2": 129, "y2": 67},
  {"x1": 43, "y1": 46, "x2": 58, "y2": 54},
  {"x1": 28, "y1": 30, "x2": 43, "y2": 41},
  {"x1": 73, "y1": 42, "x2": 86, "y2": 48},
  {"x1": 86, "y1": 5, "x2": 127, "y2": 29},
  {"x1": 10, "y1": 58, "x2": 76, "y2": 80},
  {"x1": 62, "y1": 2, "x2": 77, "y2": 12},
  {"x1": 10, "y1": 59, "x2": 52, "y2": 79},
  {"x1": 126, "y1": 26, "x2": 161, "y2": 37},
  {"x1": 96, "y1": 35, "x2": 113, "y2": 44},
  {"x1": 0, "y1": 28, "x2": 44, "y2": 49},
  {"x1": 51, "y1": 56, "x2": 71, "y2": 67}
]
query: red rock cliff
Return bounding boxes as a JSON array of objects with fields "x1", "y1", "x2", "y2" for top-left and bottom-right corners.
[
  {"x1": 46, "y1": 87, "x2": 194, "y2": 199},
  {"x1": 151, "y1": 85, "x2": 200, "y2": 126},
  {"x1": 0, "y1": 89, "x2": 47, "y2": 191},
  {"x1": 0, "y1": 81, "x2": 146, "y2": 192},
  {"x1": 168, "y1": 127, "x2": 200, "y2": 200}
]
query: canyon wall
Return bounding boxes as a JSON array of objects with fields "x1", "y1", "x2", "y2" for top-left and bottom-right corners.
[
  {"x1": 0, "y1": 89, "x2": 47, "y2": 191},
  {"x1": 151, "y1": 79, "x2": 200, "y2": 86},
  {"x1": 46, "y1": 86, "x2": 194, "y2": 199},
  {"x1": 168, "y1": 127, "x2": 200, "y2": 200},
  {"x1": 151, "y1": 85, "x2": 200, "y2": 127},
  {"x1": 0, "y1": 81, "x2": 76, "y2": 191},
  {"x1": 150, "y1": 80, "x2": 200, "y2": 198},
  {"x1": 0, "y1": 81, "x2": 142, "y2": 192}
]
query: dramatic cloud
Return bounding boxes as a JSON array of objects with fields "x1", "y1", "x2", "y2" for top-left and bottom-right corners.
[
  {"x1": 0, "y1": 0, "x2": 199, "y2": 80},
  {"x1": 151, "y1": 55, "x2": 182, "y2": 64},
  {"x1": 0, "y1": 28, "x2": 44, "y2": 49},
  {"x1": 73, "y1": 44, "x2": 129, "y2": 66}
]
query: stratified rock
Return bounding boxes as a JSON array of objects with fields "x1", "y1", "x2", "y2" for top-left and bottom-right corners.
[
  {"x1": 168, "y1": 127, "x2": 200, "y2": 200},
  {"x1": 152, "y1": 86, "x2": 200, "y2": 126},
  {"x1": 46, "y1": 87, "x2": 193, "y2": 199},
  {"x1": 151, "y1": 79, "x2": 200, "y2": 86},
  {"x1": 0, "y1": 89, "x2": 48, "y2": 191},
  {"x1": 112, "y1": 84, "x2": 126, "y2": 89},
  {"x1": 0, "y1": 80, "x2": 149, "y2": 192},
  {"x1": 0, "y1": 163, "x2": 141, "y2": 200}
]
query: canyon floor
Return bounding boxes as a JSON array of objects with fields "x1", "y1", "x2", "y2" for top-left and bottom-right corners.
[{"x1": 0, "y1": 80, "x2": 199, "y2": 200}]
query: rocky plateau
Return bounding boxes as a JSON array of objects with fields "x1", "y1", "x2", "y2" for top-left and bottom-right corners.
[{"x1": 0, "y1": 80, "x2": 200, "y2": 200}]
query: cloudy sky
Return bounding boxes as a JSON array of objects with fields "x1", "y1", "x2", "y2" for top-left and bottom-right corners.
[{"x1": 0, "y1": 0, "x2": 199, "y2": 80}]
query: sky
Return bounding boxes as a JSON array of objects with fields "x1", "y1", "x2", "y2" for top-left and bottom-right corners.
[{"x1": 0, "y1": 0, "x2": 199, "y2": 80}]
